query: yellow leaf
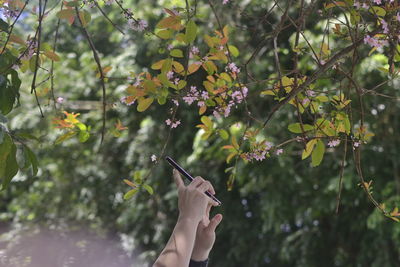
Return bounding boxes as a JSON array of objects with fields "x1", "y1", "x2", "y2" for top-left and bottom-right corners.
[
  {"x1": 231, "y1": 136, "x2": 239, "y2": 150},
  {"x1": 302, "y1": 139, "x2": 317, "y2": 160},
  {"x1": 137, "y1": 97, "x2": 154, "y2": 112},
  {"x1": 226, "y1": 151, "x2": 237, "y2": 164},
  {"x1": 44, "y1": 51, "x2": 60, "y2": 61},
  {"x1": 151, "y1": 59, "x2": 165, "y2": 70},
  {"x1": 172, "y1": 61, "x2": 184, "y2": 74},
  {"x1": 188, "y1": 63, "x2": 201, "y2": 74},
  {"x1": 199, "y1": 105, "x2": 206, "y2": 115}
]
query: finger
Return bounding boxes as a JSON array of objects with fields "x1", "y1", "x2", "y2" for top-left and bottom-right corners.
[
  {"x1": 173, "y1": 169, "x2": 184, "y2": 190},
  {"x1": 189, "y1": 176, "x2": 204, "y2": 189},
  {"x1": 195, "y1": 178, "x2": 215, "y2": 195},
  {"x1": 206, "y1": 202, "x2": 212, "y2": 218},
  {"x1": 197, "y1": 180, "x2": 213, "y2": 193},
  {"x1": 206, "y1": 214, "x2": 223, "y2": 233}
]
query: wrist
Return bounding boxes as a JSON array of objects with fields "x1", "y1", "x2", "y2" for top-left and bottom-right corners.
[
  {"x1": 191, "y1": 248, "x2": 210, "y2": 262},
  {"x1": 178, "y1": 213, "x2": 201, "y2": 224}
]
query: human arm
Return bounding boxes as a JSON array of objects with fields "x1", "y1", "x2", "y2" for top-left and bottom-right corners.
[
  {"x1": 190, "y1": 202, "x2": 223, "y2": 263},
  {"x1": 153, "y1": 170, "x2": 217, "y2": 267}
]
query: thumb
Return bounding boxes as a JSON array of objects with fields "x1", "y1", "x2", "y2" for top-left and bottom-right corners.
[
  {"x1": 173, "y1": 169, "x2": 184, "y2": 190},
  {"x1": 207, "y1": 214, "x2": 223, "y2": 233}
]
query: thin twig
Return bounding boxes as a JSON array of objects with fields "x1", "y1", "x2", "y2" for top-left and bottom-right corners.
[{"x1": 75, "y1": 6, "x2": 107, "y2": 145}]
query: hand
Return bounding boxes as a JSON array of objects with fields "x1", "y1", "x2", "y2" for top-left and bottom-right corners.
[
  {"x1": 173, "y1": 169, "x2": 218, "y2": 224},
  {"x1": 191, "y1": 203, "x2": 223, "y2": 261}
]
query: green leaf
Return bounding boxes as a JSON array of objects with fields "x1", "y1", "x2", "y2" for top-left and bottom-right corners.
[
  {"x1": 156, "y1": 29, "x2": 173, "y2": 39},
  {"x1": 133, "y1": 171, "x2": 142, "y2": 184},
  {"x1": 0, "y1": 18, "x2": 9, "y2": 33},
  {"x1": 55, "y1": 131, "x2": 77, "y2": 144},
  {"x1": 43, "y1": 50, "x2": 60, "y2": 61},
  {"x1": 302, "y1": 139, "x2": 317, "y2": 160},
  {"x1": 311, "y1": 139, "x2": 325, "y2": 167},
  {"x1": 65, "y1": 0, "x2": 80, "y2": 7},
  {"x1": 124, "y1": 188, "x2": 139, "y2": 200},
  {"x1": 1, "y1": 142, "x2": 18, "y2": 190},
  {"x1": 56, "y1": 9, "x2": 75, "y2": 20},
  {"x1": 228, "y1": 45, "x2": 239, "y2": 57},
  {"x1": 137, "y1": 97, "x2": 154, "y2": 112},
  {"x1": 201, "y1": 116, "x2": 213, "y2": 128},
  {"x1": 185, "y1": 20, "x2": 197, "y2": 43},
  {"x1": 176, "y1": 80, "x2": 187, "y2": 90},
  {"x1": 75, "y1": 122, "x2": 87, "y2": 131},
  {"x1": 0, "y1": 71, "x2": 20, "y2": 115},
  {"x1": 170, "y1": 49, "x2": 184, "y2": 58},
  {"x1": 15, "y1": 132, "x2": 39, "y2": 142},
  {"x1": 288, "y1": 123, "x2": 314, "y2": 133},
  {"x1": 142, "y1": 184, "x2": 154, "y2": 195},
  {"x1": 79, "y1": 10, "x2": 91, "y2": 27},
  {"x1": 0, "y1": 134, "x2": 12, "y2": 178},
  {"x1": 219, "y1": 129, "x2": 229, "y2": 140},
  {"x1": 78, "y1": 130, "x2": 90, "y2": 143},
  {"x1": 369, "y1": 6, "x2": 386, "y2": 17},
  {"x1": 24, "y1": 145, "x2": 38, "y2": 176}
]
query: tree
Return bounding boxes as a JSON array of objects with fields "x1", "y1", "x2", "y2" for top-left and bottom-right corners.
[{"x1": 0, "y1": 0, "x2": 400, "y2": 266}]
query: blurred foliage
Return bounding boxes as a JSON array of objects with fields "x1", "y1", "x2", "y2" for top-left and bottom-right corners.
[{"x1": 0, "y1": 0, "x2": 400, "y2": 266}]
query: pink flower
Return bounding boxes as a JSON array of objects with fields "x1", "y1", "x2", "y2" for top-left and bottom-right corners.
[
  {"x1": 129, "y1": 19, "x2": 148, "y2": 32},
  {"x1": 197, "y1": 101, "x2": 205, "y2": 107},
  {"x1": 56, "y1": 97, "x2": 64, "y2": 104},
  {"x1": 363, "y1": 35, "x2": 387, "y2": 49},
  {"x1": 302, "y1": 98, "x2": 310, "y2": 105},
  {"x1": 172, "y1": 99, "x2": 179, "y2": 106},
  {"x1": 201, "y1": 91, "x2": 209, "y2": 100},
  {"x1": 190, "y1": 46, "x2": 200, "y2": 58},
  {"x1": 373, "y1": 0, "x2": 381, "y2": 4},
  {"x1": 275, "y1": 149, "x2": 283, "y2": 155},
  {"x1": 167, "y1": 44, "x2": 174, "y2": 50},
  {"x1": 151, "y1": 154, "x2": 157, "y2": 162},
  {"x1": 171, "y1": 120, "x2": 181, "y2": 128},
  {"x1": 328, "y1": 139, "x2": 340, "y2": 148},
  {"x1": 381, "y1": 19, "x2": 389, "y2": 34},
  {"x1": 167, "y1": 71, "x2": 174, "y2": 80},
  {"x1": 397, "y1": 13, "x2": 400, "y2": 23},
  {"x1": 165, "y1": 119, "x2": 172, "y2": 125},
  {"x1": 223, "y1": 0, "x2": 229, "y2": 4},
  {"x1": 305, "y1": 90, "x2": 316, "y2": 97},
  {"x1": 226, "y1": 62, "x2": 240, "y2": 74},
  {"x1": 241, "y1": 86, "x2": 248, "y2": 97},
  {"x1": 353, "y1": 1, "x2": 361, "y2": 9}
]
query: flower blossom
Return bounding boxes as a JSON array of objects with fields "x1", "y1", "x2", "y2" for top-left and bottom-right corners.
[
  {"x1": 151, "y1": 154, "x2": 157, "y2": 162},
  {"x1": 128, "y1": 19, "x2": 148, "y2": 32},
  {"x1": 305, "y1": 90, "x2": 316, "y2": 97},
  {"x1": 56, "y1": 97, "x2": 64, "y2": 104},
  {"x1": 189, "y1": 46, "x2": 200, "y2": 58},
  {"x1": 183, "y1": 86, "x2": 200, "y2": 105},
  {"x1": 328, "y1": 139, "x2": 340, "y2": 148},
  {"x1": 226, "y1": 62, "x2": 240, "y2": 74},
  {"x1": 22, "y1": 39, "x2": 38, "y2": 60},
  {"x1": 223, "y1": 0, "x2": 229, "y2": 4},
  {"x1": 381, "y1": 19, "x2": 389, "y2": 34},
  {"x1": 275, "y1": 149, "x2": 283, "y2": 155},
  {"x1": 363, "y1": 35, "x2": 388, "y2": 49},
  {"x1": 165, "y1": 118, "x2": 181, "y2": 128}
]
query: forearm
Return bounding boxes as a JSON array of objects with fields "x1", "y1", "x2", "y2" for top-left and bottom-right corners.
[{"x1": 153, "y1": 217, "x2": 198, "y2": 267}]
